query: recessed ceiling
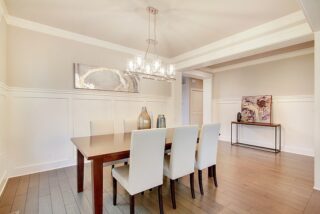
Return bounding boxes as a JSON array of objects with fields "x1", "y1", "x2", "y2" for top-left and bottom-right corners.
[{"x1": 4, "y1": 0, "x2": 301, "y2": 58}]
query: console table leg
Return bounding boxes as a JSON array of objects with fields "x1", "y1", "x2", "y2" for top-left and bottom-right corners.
[
  {"x1": 231, "y1": 123, "x2": 233, "y2": 145},
  {"x1": 279, "y1": 126, "x2": 282, "y2": 152},
  {"x1": 275, "y1": 126, "x2": 277, "y2": 153},
  {"x1": 236, "y1": 124, "x2": 239, "y2": 143}
]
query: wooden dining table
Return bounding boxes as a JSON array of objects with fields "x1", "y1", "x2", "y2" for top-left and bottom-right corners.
[{"x1": 71, "y1": 129, "x2": 175, "y2": 214}]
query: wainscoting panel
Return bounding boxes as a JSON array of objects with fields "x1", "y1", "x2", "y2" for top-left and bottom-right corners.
[
  {"x1": 8, "y1": 88, "x2": 172, "y2": 177},
  {"x1": 9, "y1": 96, "x2": 72, "y2": 176},
  {"x1": 214, "y1": 96, "x2": 314, "y2": 156}
]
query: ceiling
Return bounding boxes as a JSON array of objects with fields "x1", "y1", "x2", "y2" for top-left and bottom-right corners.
[{"x1": 4, "y1": 0, "x2": 301, "y2": 58}]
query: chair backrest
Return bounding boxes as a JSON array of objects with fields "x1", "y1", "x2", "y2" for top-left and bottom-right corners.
[
  {"x1": 90, "y1": 120, "x2": 114, "y2": 136},
  {"x1": 123, "y1": 119, "x2": 137, "y2": 133},
  {"x1": 169, "y1": 125, "x2": 198, "y2": 179},
  {"x1": 197, "y1": 123, "x2": 220, "y2": 170},
  {"x1": 128, "y1": 128, "x2": 167, "y2": 195}
]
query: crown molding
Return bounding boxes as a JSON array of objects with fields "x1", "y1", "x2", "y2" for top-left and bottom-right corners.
[
  {"x1": 171, "y1": 11, "x2": 308, "y2": 63},
  {"x1": 206, "y1": 47, "x2": 314, "y2": 73},
  {"x1": 0, "y1": 0, "x2": 7, "y2": 20},
  {"x1": 1, "y1": 1, "x2": 313, "y2": 71},
  {"x1": 171, "y1": 11, "x2": 314, "y2": 71},
  {"x1": 6, "y1": 15, "x2": 151, "y2": 57}
]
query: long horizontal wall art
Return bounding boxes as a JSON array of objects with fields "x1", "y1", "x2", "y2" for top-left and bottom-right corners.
[{"x1": 74, "y1": 63, "x2": 140, "y2": 93}]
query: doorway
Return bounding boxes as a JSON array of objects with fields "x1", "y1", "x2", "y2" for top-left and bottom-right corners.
[{"x1": 182, "y1": 77, "x2": 203, "y2": 125}]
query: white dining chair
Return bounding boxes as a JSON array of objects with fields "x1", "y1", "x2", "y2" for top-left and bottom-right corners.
[
  {"x1": 195, "y1": 123, "x2": 220, "y2": 195},
  {"x1": 112, "y1": 128, "x2": 167, "y2": 214},
  {"x1": 123, "y1": 119, "x2": 137, "y2": 133},
  {"x1": 90, "y1": 120, "x2": 128, "y2": 168},
  {"x1": 90, "y1": 120, "x2": 114, "y2": 136},
  {"x1": 163, "y1": 125, "x2": 198, "y2": 209}
]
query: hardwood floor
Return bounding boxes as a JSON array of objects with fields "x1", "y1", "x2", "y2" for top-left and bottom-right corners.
[{"x1": 0, "y1": 142, "x2": 318, "y2": 214}]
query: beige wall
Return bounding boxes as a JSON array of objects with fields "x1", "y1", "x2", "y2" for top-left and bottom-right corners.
[
  {"x1": 213, "y1": 53, "x2": 315, "y2": 157},
  {"x1": 213, "y1": 54, "x2": 314, "y2": 99},
  {"x1": 0, "y1": 18, "x2": 6, "y2": 84},
  {"x1": 7, "y1": 26, "x2": 171, "y2": 96}
]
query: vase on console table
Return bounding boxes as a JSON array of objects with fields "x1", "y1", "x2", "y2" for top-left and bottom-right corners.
[
  {"x1": 237, "y1": 112, "x2": 242, "y2": 122},
  {"x1": 138, "y1": 106, "x2": 151, "y2": 129}
]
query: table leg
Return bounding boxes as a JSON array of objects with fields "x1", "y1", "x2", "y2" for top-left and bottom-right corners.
[
  {"x1": 236, "y1": 124, "x2": 239, "y2": 143},
  {"x1": 275, "y1": 126, "x2": 277, "y2": 153},
  {"x1": 231, "y1": 123, "x2": 233, "y2": 145},
  {"x1": 92, "y1": 158, "x2": 103, "y2": 214},
  {"x1": 279, "y1": 126, "x2": 282, "y2": 152},
  {"x1": 77, "y1": 150, "x2": 84, "y2": 193}
]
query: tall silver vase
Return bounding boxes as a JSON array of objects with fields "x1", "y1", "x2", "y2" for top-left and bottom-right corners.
[{"x1": 138, "y1": 107, "x2": 151, "y2": 130}]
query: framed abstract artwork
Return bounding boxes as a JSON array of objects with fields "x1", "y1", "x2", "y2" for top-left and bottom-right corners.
[
  {"x1": 74, "y1": 63, "x2": 139, "y2": 93},
  {"x1": 241, "y1": 95, "x2": 272, "y2": 123}
]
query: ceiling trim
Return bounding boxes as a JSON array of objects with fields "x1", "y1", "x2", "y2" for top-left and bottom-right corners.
[
  {"x1": 182, "y1": 70, "x2": 212, "y2": 80},
  {"x1": 5, "y1": 15, "x2": 154, "y2": 58},
  {"x1": 173, "y1": 12, "x2": 313, "y2": 71},
  {"x1": 0, "y1": 0, "x2": 6, "y2": 20},
  {"x1": 171, "y1": 11, "x2": 308, "y2": 63},
  {"x1": 1, "y1": 0, "x2": 313, "y2": 70},
  {"x1": 204, "y1": 47, "x2": 314, "y2": 73},
  {"x1": 1, "y1": 0, "x2": 170, "y2": 61}
]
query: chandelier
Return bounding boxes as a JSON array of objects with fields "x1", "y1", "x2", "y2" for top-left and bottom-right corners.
[{"x1": 126, "y1": 7, "x2": 176, "y2": 81}]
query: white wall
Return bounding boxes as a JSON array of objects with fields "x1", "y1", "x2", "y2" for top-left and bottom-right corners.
[
  {"x1": 314, "y1": 32, "x2": 320, "y2": 190},
  {"x1": 6, "y1": 26, "x2": 174, "y2": 177},
  {"x1": 213, "y1": 53, "x2": 315, "y2": 156},
  {"x1": 0, "y1": 17, "x2": 8, "y2": 194}
]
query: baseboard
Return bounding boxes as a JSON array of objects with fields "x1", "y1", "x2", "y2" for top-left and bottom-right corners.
[
  {"x1": 10, "y1": 158, "x2": 76, "y2": 178},
  {"x1": 314, "y1": 186, "x2": 320, "y2": 191},
  {"x1": 220, "y1": 136, "x2": 314, "y2": 157},
  {"x1": 0, "y1": 170, "x2": 8, "y2": 197}
]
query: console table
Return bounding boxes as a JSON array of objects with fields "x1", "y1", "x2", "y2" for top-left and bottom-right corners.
[{"x1": 231, "y1": 121, "x2": 281, "y2": 153}]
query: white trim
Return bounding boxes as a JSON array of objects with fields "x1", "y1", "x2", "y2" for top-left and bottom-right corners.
[
  {"x1": 209, "y1": 47, "x2": 314, "y2": 73},
  {"x1": 214, "y1": 95, "x2": 314, "y2": 104},
  {"x1": 8, "y1": 86, "x2": 171, "y2": 102},
  {"x1": 5, "y1": 15, "x2": 169, "y2": 62},
  {"x1": 10, "y1": 159, "x2": 75, "y2": 178},
  {"x1": 171, "y1": 11, "x2": 310, "y2": 63},
  {"x1": 182, "y1": 70, "x2": 212, "y2": 79},
  {"x1": 0, "y1": 170, "x2": 8, "y2": 197},
  {"x1": 314, "y1": 186, "x2": 320, "y2": 191},
  {"x1": 5, "y1": 15, "x2": 147, "y2": 57}
]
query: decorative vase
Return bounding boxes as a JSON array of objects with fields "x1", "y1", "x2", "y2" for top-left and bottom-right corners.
[
  {"x1": 156, "y1": 114, "x2": 166, "y2": 128},
  {"x1": 237, "y1": 112, "x2": 242, "y2": 122},
  {"x1": 138, "y1": 107, "x2": 151, "y2": 129}
]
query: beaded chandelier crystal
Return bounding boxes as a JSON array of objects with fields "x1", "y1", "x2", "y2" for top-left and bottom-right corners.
[{"x1": 126, "y1": 7, "x2": 176, "y2": 81}]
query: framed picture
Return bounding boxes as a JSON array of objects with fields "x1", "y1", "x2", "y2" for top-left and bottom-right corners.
[
  {"x1": 241, "y1": 95, "x2": 272, "y2": 123},
  {"x1": 74, "y1": 63, "x2": 139, "y2": 93}
]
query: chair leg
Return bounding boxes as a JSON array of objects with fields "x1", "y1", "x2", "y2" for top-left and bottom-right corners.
[
  {"x1": 198, "y1": 170, "x2": 204, "y2": 195},
  {"x1": 190, "y1": 173, "x2": 195, "y2": 199},
  {"x1": 213, "y1": 165, "x2": 218, "y2": 187},
  {"x1": 208, "y1": 166, "x2": 213, "y2": 177},
  {"x1": 170, "y1": 179, "x2": 176, "y2": 209},
  {"x1": 130, "y1": 195, "x2": 135, "y2": 214},
  {"x1": 113, "y1": 177, "x2": 117, "y2": 205},
  {"x1": 158, "y1": 185, "x2": 164, "y2": 214}
]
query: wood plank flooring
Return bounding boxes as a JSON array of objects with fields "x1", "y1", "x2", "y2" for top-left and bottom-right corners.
[{"x1": 0, "y1": 142, "x2": 319, "y2": 214}]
